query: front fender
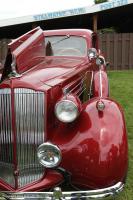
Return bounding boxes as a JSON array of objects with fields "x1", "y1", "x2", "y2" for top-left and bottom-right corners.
[
  {"x1": 51, "y1": 98, "x2": 128, "y2": 189},
  {"x1": 93, "y1": 69, "x2": 109, "y2": 98}
]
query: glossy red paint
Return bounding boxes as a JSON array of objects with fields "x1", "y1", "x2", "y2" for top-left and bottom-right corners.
[
  {"x1": 0, "y1": 27, "x2": 128, "y2": 193},
  {"x1": 12, "y1": 28, "x2": 44, "y2": 74},
  {"x1": 93, "y1": 67, "x2": 109, "y2": 98},
  {"x1": 49, "y1": 98, "x2": 128, "y2": 189},
  {"x1": 9, "y1": 27, "x2": 41, "y2": 52}
]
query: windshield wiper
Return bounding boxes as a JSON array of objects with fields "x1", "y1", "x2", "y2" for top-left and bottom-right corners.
[{"x1": 51, "y1": 35, "x2": 70, "y2": 46}]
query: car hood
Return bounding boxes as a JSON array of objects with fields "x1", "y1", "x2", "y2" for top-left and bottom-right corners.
[{"x1": 17, "y1": 57, "x2": 88, "y2": 87}]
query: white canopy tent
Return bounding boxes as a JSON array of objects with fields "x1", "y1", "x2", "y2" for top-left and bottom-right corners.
[{"x1": 0, "y1": 0, "x2": 132, "y2": 28}]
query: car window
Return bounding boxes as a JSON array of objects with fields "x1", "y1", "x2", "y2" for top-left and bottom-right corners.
[{"x1": 45, "y1": 36, "x2": 87, "y2": 57}]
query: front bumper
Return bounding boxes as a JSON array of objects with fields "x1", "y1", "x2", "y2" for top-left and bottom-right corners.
[{"x1": 1, "y1": 181, "x2": 124, "y2": 200}]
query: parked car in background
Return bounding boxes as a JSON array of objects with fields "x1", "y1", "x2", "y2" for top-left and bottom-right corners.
[{"x1": 0, "y1": 27, "x2": 128, "y2": 199}]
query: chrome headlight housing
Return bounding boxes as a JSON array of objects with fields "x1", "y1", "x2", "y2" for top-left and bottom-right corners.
[
  {"x1": 96, "y1": 55, "x2": 105, "y2": 66},
  {"x1": 37, "y1": 142, "x2": 61, "y2": 168},
  {"x1": 55, "y1": 99, "x2": 79, "y2": 123}
]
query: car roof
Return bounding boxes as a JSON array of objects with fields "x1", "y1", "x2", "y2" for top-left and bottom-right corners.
[{"x1": 43, "y1": 29, "x2": 93, "y2": 38}]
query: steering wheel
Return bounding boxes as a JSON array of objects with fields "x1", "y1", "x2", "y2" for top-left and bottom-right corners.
[{"x1": 57, "y1": 48, "x2": 82, "y2": 56}]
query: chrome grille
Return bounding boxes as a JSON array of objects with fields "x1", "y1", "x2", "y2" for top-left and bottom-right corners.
[
  {"x1": 0, "y1": 88, "x2": 45, "y2": 188},
  {"x1": 14, "y1": 88, "x2": 45, "y2": 188},
  {"x1": 0, "y1": 89, "x2": 14, "y2": 187}
]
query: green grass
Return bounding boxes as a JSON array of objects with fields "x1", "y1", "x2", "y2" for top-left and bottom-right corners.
[{"x1": 108, "y1": 70, "x2": 133, "y2": 200}]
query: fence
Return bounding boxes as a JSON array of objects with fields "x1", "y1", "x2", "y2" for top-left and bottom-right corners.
[
  {"x1": 0, "y1": 33, "x2": 133, "y2": 70},
  {"x1": 99, "y1": 33, "x2": 133, "y2": 70}
]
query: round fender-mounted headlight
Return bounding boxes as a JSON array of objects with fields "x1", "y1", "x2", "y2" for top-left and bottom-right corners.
[
  {"x1": 37, "y1": 142, "x2": 61, "y2": 168},
  {"x1": 96, "y1": 56, "x2": 105, "y2": 66},
  {"x1": 55, "y1": 99, "x2": 79, "y2": 123}
]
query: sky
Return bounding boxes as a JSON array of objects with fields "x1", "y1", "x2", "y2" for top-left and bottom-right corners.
[{"x1": 0, "y1": 0, "x2": 94, "y2": 20}]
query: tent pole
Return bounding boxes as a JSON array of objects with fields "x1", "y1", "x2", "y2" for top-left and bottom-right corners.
[{"x1": 93, "y1": 14, "x2": 98, "y2": 32}]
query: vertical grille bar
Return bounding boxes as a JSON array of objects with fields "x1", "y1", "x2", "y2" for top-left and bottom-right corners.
[
  {"x1": 14, "y1": 88, "x2": 45, "y2": 188},
  {"x1": 0, "y1": 88, "x2": 45, "y2": 188},
  {"x1": 0, "y1": 89, "x2": 15, "y2": 187}
]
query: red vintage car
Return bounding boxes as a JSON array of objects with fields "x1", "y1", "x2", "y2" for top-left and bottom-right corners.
[{"x1": 0, "y1": 27, "x2": 128, "y2": 199}]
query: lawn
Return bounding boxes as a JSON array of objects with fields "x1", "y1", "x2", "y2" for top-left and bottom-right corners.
[{"x1": 108, "y1": 70, "x2": 133, "y2": 200}]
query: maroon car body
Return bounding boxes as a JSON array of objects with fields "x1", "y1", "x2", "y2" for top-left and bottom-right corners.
[{"x1": 0, "y1": 27, "x2": 128, "y2": 199}]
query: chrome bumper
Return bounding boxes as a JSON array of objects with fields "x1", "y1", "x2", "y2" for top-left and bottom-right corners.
[{"x1": 1, "y1": 181, "x2": 124, "y2": 200}]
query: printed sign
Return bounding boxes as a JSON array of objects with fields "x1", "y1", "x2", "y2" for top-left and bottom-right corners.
[
  {"x1": 100, "y1": 0, "x2": 128, "y2": 11},
  {"x1": 33, "y1": 8, "x2": 86, "y2": 21}
]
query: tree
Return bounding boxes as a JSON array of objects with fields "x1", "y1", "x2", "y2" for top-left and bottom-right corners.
[{"x1": 95, "y1": 0, "x2": 108, "y2": 4}]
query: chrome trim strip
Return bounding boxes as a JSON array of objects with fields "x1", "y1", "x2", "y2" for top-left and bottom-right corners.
[
  {"x1": 89, "y1": 71, "x2": 94, "y2": 99},
  {"x1": 77, "y1": 86, "x2": 86, "y2": 97},
  {"x1": 63, "y1": 76, "x2": 86, "y2": 96},
  {"x1": 0, "y1": 88, "x2": 14, "y2": 187},
  {"x1": 1, "y1": 181, "x2": 124, "y2": 200},
  {"x1": 99, "y1": 69, "x2": 103, "y2": 98}
]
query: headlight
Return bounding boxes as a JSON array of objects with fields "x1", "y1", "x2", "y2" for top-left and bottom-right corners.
[
  {"x1": 96, "y1": 56, "x2": 105, "y2": 66},
  {"x1": 37, "y1": 142, "x2": 61, "y2": 168},
  {"x1": 55, "y1": 99, "x2": 79, "y2": 123}
]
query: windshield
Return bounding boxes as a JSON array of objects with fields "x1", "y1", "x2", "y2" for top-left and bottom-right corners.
[{"x1": 45, "y1": 36, "x2": 87, "y2": 57}]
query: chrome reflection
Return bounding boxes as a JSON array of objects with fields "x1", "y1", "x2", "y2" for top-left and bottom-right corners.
[
  {"x1": 0, "y1": 88, "x2": 45, "y2": 188},
  {"x1": 1, "y1": 181, "x2": 124, "y2": 200},
  {"x1": 0, "y1": 89, "x2": 14, "y2": 187},
  {"x1": 14, "y1": 88, "x2": 45, "y2": 187}
]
